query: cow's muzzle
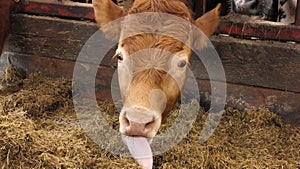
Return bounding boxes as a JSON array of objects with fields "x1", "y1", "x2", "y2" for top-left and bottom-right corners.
[{"x1": 119, "y1": 107, "x2": 161, "y2": 138}]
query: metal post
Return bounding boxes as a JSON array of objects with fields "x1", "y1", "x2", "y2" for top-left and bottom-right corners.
[
  {"x1": 193, "y1": 0, "x2": 205, "y2": 18},
  {"x1": 295, "y1": 0, "x2": 300, "y2": 25}
]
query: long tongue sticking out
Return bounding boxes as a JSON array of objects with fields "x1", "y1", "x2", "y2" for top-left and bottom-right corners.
[{"x1": 124, "y1": 136, "x2": 153, "y2": 169}]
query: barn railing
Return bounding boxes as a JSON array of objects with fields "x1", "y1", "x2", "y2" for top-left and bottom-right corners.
[
  {"x1": 16, "y1": 0, "x2": 300, "y2": 43},
  {"x1": 7, "y1": 0, "x2": 300, "y2": 125}
]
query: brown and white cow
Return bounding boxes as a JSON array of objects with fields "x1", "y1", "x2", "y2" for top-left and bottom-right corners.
[{"x1": 93, "y1": 0, "x2": 221, "y2": 140}]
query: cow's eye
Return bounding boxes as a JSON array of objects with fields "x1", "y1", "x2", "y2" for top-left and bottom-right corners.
[
  {"x1": 178, "y1": 60, "x2": 186, "y2": 68},
  {"x1": 116, "y1": 54, "x2": 123, "y2": 61}
]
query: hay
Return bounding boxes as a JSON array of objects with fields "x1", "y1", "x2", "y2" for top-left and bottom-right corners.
[
  {"x1": 0, "y1": 63, "x2": 26, "y2": 94},
  {"x1": 0, "y1": 72, "x2": 299, "y2": 168}
]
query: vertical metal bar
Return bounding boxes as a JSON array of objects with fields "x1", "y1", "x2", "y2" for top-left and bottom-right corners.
[
  {"x1": 193, "y1": 0, "x2": 205, "y2": 18},
  {"x1": 295, "y1": 0, "x2": 300, "y2": 25}
]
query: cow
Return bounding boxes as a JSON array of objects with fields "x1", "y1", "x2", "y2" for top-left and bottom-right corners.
[
  {"x1": 92, "y1": 0, "x2": 221, "y2": 140},
  {"x1": 278, "y1": 0, "x2": 297, "y2": 24},
  {"x1": 232, "y1": 0, "x2": 277, "y2": 21},
  {"x1": 0, "y1": 0, "x2": 15, "y2": 54}
]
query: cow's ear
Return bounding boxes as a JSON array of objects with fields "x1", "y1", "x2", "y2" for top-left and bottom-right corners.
[
  {"x1": 195, "y1": 3, "x2": 221, "y2": 36},
  {"x1": 92, "y1": 0, "x2": 126, "y2": 39},
  {"x1": 193, "y1": 3, "x2": 221, "y2": 49},
  {"x1": 93, "y1": 0, "x2": 126, "y2": 27}
]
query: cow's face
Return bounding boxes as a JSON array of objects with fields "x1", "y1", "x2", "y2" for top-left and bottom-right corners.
[
  {"x1": 93, "y1": 0, "x2": 221, "y2": 140},
  {"x1": 116, "y1": 35, "x2": 191, "y2": 138}
]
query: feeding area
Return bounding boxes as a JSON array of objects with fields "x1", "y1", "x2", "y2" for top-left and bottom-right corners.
[
  {"x1": 0, "y1": 68, "x2": 299, "y2": 168},
  {"x1": 1, "y1": 0, "x2": 300, "y2": 168}
]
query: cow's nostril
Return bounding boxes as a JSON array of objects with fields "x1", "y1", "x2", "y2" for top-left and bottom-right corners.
[
  {"x1": 145, "y1": 119, "x2": 156, "y2": 129},
  {"x1": 122, "y1": 115, "x2": 130, "y2": 127}
]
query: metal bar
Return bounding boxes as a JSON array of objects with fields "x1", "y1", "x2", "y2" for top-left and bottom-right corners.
[
  {"x1": 193, "y1": 0, "x2": 205, "y2": 18},
  {"x1": 296, "y1": 0, "x2": 300, "y2": 26}
]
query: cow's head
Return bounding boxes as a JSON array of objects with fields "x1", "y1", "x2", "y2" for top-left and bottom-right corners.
[{"x1": 93, "y1": 0, "x2": 221, "y2": 140}]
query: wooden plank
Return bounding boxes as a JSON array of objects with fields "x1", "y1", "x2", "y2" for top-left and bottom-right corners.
[
  {"x1": 8, "y1": 32, "x2": 117, "y2": 66},
  {"x1": 6, "y1": 53, "x2": 300, "y2": 125},
  {"x1": 7, "y1": 34, "x2": 84, "y2": 61},
  {"x1": 7, "y1": 52, "x2": 114, "y2": 100},
  {"x1": 218, "y1": 14, "x2": 300, "y2": 42},
  {"x1": 8, "y1": 52, "x2": 115, "y2": 84},
  {"x1": 9, "y1": 14, "x2": 116, "y2": 65},
  {"x1": 8, "y1": 52, "x2": 76, "y2": 78},
  {"x1": 10, "y1": 14, "x2": 97, "y2": 41},
  {"x1": 19, "y1": 0, "x2": 95, "y2": 20},
  {"x1": 8, "y1": 14, "x2": 300, "y2": 92},
  {"x1": 196, "y1": 80, "x2": 300, "y2": 126},
  {"x1": 190, "y1": 35, "x2": 300, "y2": 93}
]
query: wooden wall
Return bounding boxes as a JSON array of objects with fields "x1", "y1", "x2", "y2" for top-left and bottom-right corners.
[{"x1": 4, "y1": 14, "x2": 300, "y2": 126}]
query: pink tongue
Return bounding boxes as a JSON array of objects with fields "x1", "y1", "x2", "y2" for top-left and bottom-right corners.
[{"x1": 124, "y1": 136, "x2": 153, "y2": 169}]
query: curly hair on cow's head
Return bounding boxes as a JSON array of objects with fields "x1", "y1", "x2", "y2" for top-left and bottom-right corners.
[{"x1": 128, "y1": 0, "x2": 194, "y2": 21}]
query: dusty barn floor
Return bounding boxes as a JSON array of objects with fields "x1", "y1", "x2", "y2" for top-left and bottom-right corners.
[{"x1": 0, "y1": 64, "x2": 300, "y2": 169}]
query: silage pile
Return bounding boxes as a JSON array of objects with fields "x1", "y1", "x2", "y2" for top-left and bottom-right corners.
[{"x1": 0, "y1": 69, "x2": 299, "y2": 168}]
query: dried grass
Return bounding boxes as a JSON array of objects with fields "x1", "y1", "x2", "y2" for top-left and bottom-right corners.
[{"x1": 0, "y1": 72, "x2": 299, "y2": 168}]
